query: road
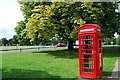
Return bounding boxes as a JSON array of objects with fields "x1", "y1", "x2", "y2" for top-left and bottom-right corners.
[{"x1": 0, "y1": 47, "x2": 67, "y2": 53}]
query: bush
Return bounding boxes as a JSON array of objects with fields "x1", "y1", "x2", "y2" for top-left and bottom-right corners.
[{"x1": 103, "y1": 38, "x2": 111, "y2": 45}]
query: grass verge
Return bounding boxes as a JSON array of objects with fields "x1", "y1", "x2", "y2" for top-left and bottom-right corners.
[{"x1": 2, "y1": 46, "x2": 119, "y2": 78}]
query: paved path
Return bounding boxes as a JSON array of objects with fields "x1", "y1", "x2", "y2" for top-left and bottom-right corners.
[
  {"x1": 111, "y1": 57, "x2": 120, "y2": 79},
  {"x1": 0, "y1": 47, "x2": 67, "y2": 53}
]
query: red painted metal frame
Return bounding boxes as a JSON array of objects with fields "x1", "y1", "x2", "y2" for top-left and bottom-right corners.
[{"x1": 78, "y1": 24, "x2": 103, "y2": 79}]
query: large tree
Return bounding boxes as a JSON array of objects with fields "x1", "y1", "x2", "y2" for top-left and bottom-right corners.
[
  {"x1": 25, "y1": 2, "x2": 86, "y2": 50},
  {"x1": 17, "y1": 2, "x2": 119, "y2": 49}
]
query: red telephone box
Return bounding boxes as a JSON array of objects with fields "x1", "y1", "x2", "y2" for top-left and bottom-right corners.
[{"x1": 78, "y1": 24, "x2": 103, "y2": 78}]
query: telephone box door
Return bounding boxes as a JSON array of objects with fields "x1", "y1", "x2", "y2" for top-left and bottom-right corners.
[{"x1": 79, "y1": 34, "x2": 96, "y2": 78}]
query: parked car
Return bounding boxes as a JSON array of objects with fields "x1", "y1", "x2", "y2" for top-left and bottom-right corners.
[
  {"x1": 117, "y1": 42, "x2": 120, "y2": 45},
  {"x1": 56, "y1": 43, "x2": 66, "y2": 47},
  {"x1": 44, "y1": 43, "x2": 52, "y2": 46},
  {"x1": 73, "y1": 43, "x2": 76, "y2": 46}
]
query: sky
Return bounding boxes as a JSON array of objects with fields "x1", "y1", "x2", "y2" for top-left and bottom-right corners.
[
  {"x1": 0, "y1": 0, "x2": 24, "y2": 39},
  {"x1": 0, "y1": 1, "x2": 119, "y2": 40}
]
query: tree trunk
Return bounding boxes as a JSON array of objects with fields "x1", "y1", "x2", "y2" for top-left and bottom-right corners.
[{"x1": 68, "y1": 39, "x2": 74, "y2": 50}]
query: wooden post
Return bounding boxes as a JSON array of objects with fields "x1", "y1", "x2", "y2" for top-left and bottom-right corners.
[
  {"x1": 20, "y1": 48, "x2": 21, "y2": 52},
  {"x1": 38, "y1": 47, "x2": 40, "y2": 50}
]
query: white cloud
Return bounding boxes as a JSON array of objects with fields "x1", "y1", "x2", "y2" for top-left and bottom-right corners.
[{"x1": 0, "y1": 0, "x2": 24, "y2": 39}]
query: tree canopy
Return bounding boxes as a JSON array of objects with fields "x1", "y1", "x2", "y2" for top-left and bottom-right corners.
[{"x1": 15, "y1": 1, "x2": 119, "y2": 49}]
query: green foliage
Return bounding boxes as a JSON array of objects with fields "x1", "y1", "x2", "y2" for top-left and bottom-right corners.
[
  {"x1": 23, "y1": 2, "x2": 118, "y2": 41},
  {"x1": 12, "y1": 35, "x2": 19, "y2": 44},
  {"x1": 1, "y1": 38, "x2": 13, "y2": 46},
  {"x1": 103, "y1": 37, "x2": 117, "y2": 45},
  {"x1": 14, "y1": 21, "x2": 31, "y2": 45},
  {"x1": 100, "y1": 3, "x2": 119, "y2": 38},
  {"x1": 18, "y1": 2, "x2": 37, "y2": 20},
  {"x1": 1, "y1": 38, "x2": 8, "y2": 46},
  {"x1": 50, "y1": 34, "x2": 67, "y2": 45},
  {"x1": 25, "y1": 5, "x2": 56, "y2": 43},
  {"x1": 103, "y1": 38, "x2": 112, "y2": 45},
  {"x1": 15, "y1": 2, "x2": 52, "y2": 45},
  {"x1": 14, "y1": 2, "x2": 43, "y2": 45},
  {"x1": 16, "y1": 2, "x2": 119, "y2": 47},
  {"x1": 7, "y1": 39, "x2": 13, "y2": 45},
  {"x1": 49, "y1": 2, "x2": 85, "y2": 41},
  {"x1": 117, "y1": 35, "x2": 120, "y2": 42},
  {"x1": 0, "y1": 39, "x2": 2, "y2": 45}
]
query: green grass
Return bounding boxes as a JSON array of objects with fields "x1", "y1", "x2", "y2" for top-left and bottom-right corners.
[
  {"x1": 0, "y1": 46, "x2": 53, "y2": 50},
  {"x1": 102, "y1": 46, "x2": 119, "y2": 76},
  {"x1": 2, "y1": 46, "x2": 119, "y2": 78},
  {"x1": 2, "y1": 49, "x2": 78, "y2": 78}
]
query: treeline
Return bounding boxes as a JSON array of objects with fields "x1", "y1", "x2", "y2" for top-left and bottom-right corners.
[
  {"x1": 0, "y1": 38, "x2": 14, "y2": 46},
  {"x1": 1, "y1": 36, "x2": 119, "y2": 46},
  {"x1": 0, "y1": 34, "x2": 67, "y2": 46}
]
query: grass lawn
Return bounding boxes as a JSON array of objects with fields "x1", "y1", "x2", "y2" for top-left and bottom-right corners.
[
  {"x1": 102, "y1": 45, "x2": 119, "y2": 76},
  {"x1": 0, "y1": 46, "x2": 53, "y2": 50},
  {"x1": 2, "y1": 46, "x2": 119, "y2": 78}
]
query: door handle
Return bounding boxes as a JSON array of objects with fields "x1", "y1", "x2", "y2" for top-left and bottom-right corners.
[{"x1": 94, "y1": 50, "x2": 96, "y2": 53}]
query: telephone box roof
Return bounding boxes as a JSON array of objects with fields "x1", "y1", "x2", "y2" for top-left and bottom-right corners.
[
  {"x1": 79, "y1": 24, "x2": 101, "y2": 29},
  {"x1": 78, "y1": 24, "x2": 101, "y2": 33}
]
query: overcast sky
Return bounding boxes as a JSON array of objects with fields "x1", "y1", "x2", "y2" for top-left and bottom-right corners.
[{"x1": 0, "y1": 0, "x2": 24, "y2": 39}]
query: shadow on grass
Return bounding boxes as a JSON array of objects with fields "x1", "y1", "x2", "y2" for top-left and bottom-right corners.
[
  {"x1": 103, "y1": 71, "x2": 112, "y2": 76},
  {"x1": 2, "y1": 69, "x2": 60, "y2": 79},
  {"x1": 102, "y1": 46, "x2": 119, "y2": 58},
  {"x1": 32, "y1": 46, "x2": 119, "y2": 59},
  {"x1": 32, "y1": 49, "x2": 78, "y2": 59}
]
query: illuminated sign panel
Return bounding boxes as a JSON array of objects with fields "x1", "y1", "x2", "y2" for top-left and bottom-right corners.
[{"x1": 80, "y1": 28, "x2": 94, "y2": 32}]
